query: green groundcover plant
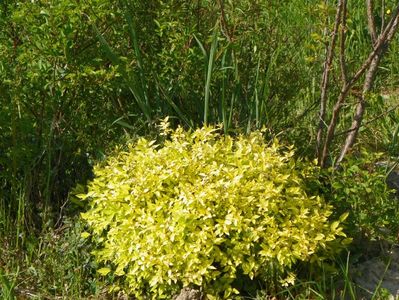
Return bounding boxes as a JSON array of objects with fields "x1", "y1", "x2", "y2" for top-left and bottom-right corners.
[
  {"x1": 324, "y1": 150, "x2": 399, "y2": 243},
  {"x1": 80, "y1": 120, "x2": 348, "y2": 299}
]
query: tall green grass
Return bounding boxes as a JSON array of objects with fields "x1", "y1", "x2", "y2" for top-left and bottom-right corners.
[{"x1": 0, "y1": 267, "x2": 17, "y2": 300}]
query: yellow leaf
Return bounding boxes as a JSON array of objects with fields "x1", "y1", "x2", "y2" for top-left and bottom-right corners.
[
  {"x1": 80, "y1": 232, "x2": 90, "y2": 239},
  {"x1": 342, "y1": 238, "x2": 353, "y2": 245},
  {"x1": 97, "y1": 267, "x2": 111, "y2": 276},
  {"x1": 339, "y1": 212, "x2": 349, "y2": 222},
  {"x1": 330, "y1": 221, "x2": 340, "y2": 231}
]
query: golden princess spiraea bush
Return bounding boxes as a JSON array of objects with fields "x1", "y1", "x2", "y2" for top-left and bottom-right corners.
[{"x1": 80, "y1": 122, "x2": 347, "y2": 299}]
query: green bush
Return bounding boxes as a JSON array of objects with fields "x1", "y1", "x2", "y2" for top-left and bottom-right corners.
[
  {"x1": 321, "y1": 150, "x2": 399, "y2": 243},
  {"x1": 80, "y1": 121, "x2": 347, "y2": 299}
]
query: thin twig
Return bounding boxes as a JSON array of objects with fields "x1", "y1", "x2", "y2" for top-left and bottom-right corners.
[
  {"x1": 317, "y1": 0, "x2": 344, "y2": 162},
  {"x1": 339, "y1": 0, "x2": 348, "y2": 84},
  {"x1": 366, "y1": 0, "x2": 378, "y2": 44},
  {"x1": 348, "y1": 3, "x2": 399, "y2": 86},
  {"x1": 336, "y1": 4, "x2": 399, "y2": 165},
  {"x1": 335, "y1": 103, "x2": 399, "y2": 136},
  {"x1": 217, "y1": 0, "x2": 233, "y2": 42},
  {"x1": 381, "y1": 0, "x2": 386, "y2": 31},
  {"x1": 319, "y1": 3, "x2": 399, "y2": 167}
]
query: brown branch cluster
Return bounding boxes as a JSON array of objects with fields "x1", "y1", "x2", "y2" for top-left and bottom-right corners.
[{"x1": 317, "y1": 0, "x2": 399, "y2": 168}]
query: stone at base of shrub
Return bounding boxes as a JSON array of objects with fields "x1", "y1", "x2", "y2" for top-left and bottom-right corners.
[{"x1": 173, "y1": 287, "x2": 202, "y2": 300}]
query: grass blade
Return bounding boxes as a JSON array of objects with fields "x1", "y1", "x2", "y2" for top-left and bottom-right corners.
[
  {"x1": 91, "y1": 18, "x2": 152, "y2": 121},
  {"x1": 0, "y1": 267, "x2": 16, "y2": 300},
  {"x1": 220, "y1": 47, "x2": 229, "y2": 133},
  {"x1": 122, "y1": 0, "x2": 149, "y2": 108},
  {"x1": 204, "y1": 23, "x2": 219, "y2": 125},
  {"x1": 155, "y1": 77, "x2": 194, "y2": 128}
]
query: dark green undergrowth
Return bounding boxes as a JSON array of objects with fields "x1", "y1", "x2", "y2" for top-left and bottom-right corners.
[{"x1": 0, "y1": 217, "x2": 103, "y2": 299}]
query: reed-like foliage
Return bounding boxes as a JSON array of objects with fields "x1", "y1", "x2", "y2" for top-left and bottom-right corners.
[{"x1": 0, "y1": 268, "x2": 17, "y2": 300}]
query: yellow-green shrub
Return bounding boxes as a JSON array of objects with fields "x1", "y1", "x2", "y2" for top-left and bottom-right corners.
[{"x1": 80, "y1": 123, "x2": 346, "y2": 299}]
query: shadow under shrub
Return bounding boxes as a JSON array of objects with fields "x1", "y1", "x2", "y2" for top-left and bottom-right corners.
[{"x1": 80, "y1": 121, "x2": 347, "y2": 299}]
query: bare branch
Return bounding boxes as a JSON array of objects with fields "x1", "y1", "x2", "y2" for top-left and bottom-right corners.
[
  {"x1": 319, "y1": 85, "x2": 350, "y2": 167},
  {"x1": 335, "y1": 103, "x2": 399, "y2": 137},
  {"x1": 217, "y1": 0, "x2": 233, "y2": 42},
  {"x1": 349, "y1": 3, "x2": 399, "y2": 85},
  {"x1": 381, "y1": 0, "x2": 386, "y2": 31},
  {"x1": 316, "y1": 0, "x2": 344, "y2": 163},
  {"x1": 336, "y1": 7, "x2": 399, "y2": 165},
  {"x1": 366, "y1": 0, "x2": 378, "y2": 44},
  {"x1": 339, "y1": 0, "x2": 348, "y2": 84}
]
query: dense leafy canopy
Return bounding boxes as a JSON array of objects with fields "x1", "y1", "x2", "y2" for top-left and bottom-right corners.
[{"x1": 81, "y1": 123, "x2": 347, "y2": 298}]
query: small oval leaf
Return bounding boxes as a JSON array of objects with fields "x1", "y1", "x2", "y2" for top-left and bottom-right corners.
[{"x1": 97, "y1": 267, "x2": 111, "y2": 276}]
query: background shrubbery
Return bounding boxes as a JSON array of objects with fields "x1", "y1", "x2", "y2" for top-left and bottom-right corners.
[{"x1": 323, "y1": 151, "x2": 399, "y2": 244}]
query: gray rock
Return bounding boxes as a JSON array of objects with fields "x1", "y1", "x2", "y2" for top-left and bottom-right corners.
[
  {"x1": 375, "y1": 161, "x2": 399, "y2": 196},
  {"x1": 387, "y1": 170, "x2": 399, "y2": 196},
  {"x1": 351, "y1": 248, "x2": 399, "y2": 299},
  {"x1": 173, "y1": 287, "x2": 203, "y2": 300}
]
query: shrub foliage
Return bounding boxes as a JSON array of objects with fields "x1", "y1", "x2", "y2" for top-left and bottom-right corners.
[
  {"x1": 80, "y1": 122, "x2": 346, "y2": 298},
  {"x1": 322, "y1": 151, "x2": 399, "y2": 242}
]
